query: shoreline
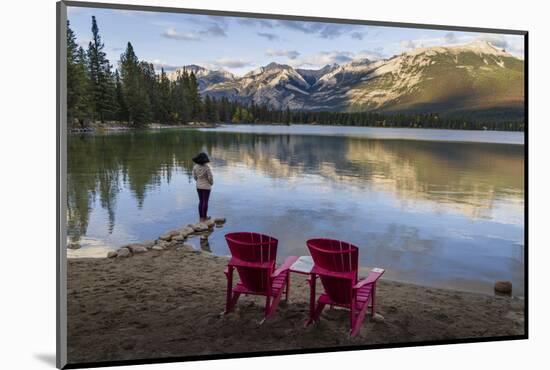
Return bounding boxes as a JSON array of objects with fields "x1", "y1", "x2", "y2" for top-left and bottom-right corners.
[
  {"x1": 67, "y1": 245, "x2": 524, "y2": 364},
  {"x1": 69, "y1": 121, "x2": 219, "y2": 133},
  {"x1": 68, "y1": 250, "x2": 524, "y2": 299},
  {"x1": 68, "y1": 121, "x2": 525, "y2": 134},
  {"x1": 67, "y1": 219, "x2": 524, "y2": 299}
]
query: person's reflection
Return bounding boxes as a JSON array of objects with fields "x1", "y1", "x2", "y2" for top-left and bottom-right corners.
[{"x1": 200, "y1": 233, "x2": 212, "y2": 253}]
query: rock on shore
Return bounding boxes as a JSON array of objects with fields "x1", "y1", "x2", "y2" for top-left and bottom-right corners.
[{"x1": 104, "y1": 218, "x2": 226, "y2": 258}]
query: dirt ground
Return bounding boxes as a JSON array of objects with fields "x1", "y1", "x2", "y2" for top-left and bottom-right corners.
[{"x1": 67, "y1": 249, "x2": 525, "y2": 364}]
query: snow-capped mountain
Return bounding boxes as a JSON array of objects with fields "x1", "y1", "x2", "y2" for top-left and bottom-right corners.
[
  {"x1": 166, "y1": 65, "x2": 235, "y2": 91},
  {"x1": 165, "y1": 41, "x2": 524, "y2": 119},
  {"x1": 296, "y1": 64, "x2": 340, "y2": 85}
]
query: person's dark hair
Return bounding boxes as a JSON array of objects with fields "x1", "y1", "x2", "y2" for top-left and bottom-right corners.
[{"x1": 192, "y1": 152, "x2": 210, "y2": 165}]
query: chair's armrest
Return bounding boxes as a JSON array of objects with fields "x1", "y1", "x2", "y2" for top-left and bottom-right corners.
[
  {"x1": 353, "y1": 268, "x2": 385, "y2": 290},
  {"x1": 229, "y1": 257, "x2": 274, "y2": 270},
  {"x1": 272, "y1": 256, "x2": 300, "y2": 278},
  {"x1": 311, "y1": 265, "x2": 356, "y2": 280}
]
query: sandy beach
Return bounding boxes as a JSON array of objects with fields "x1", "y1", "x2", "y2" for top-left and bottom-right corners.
[{"x1": 67, "y1": 248, "x2": 525, "y2": 364}]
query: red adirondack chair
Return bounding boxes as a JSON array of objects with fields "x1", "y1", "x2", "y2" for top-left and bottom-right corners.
[
  {"x1": 224, "y1": 232, "x2": 298, "y2": 321},
  {"x1": 306, "y1": 238, "x2": 385, "y2": 337}
]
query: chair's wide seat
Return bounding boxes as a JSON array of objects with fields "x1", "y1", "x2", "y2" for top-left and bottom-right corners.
[
  {"x1": 317, "y1": 283, "x2": 373, "y2": 310},
  {"x1": 233, "y1": 270, "x2": 288, "y2": 297}
]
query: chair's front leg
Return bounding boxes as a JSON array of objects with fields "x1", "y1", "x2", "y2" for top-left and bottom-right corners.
[
  {"x1": 265, "y1": 285, "x2": 272, "y2": 318},
  {"x1": 224, "y1": 266, "x2": 234, "y2": 313},
  {"x1": 285, "y1": 273, "x2": 290, "y2": 301},
  {"x1": 350, "y1": 287, "x2": 356, "y2": 332},
  {"x1": 306, "y1": 273, "x2": 317, "y2": 325},
  {"x1": 371, "y1": 285, "x2": 376, "y2": 317}
]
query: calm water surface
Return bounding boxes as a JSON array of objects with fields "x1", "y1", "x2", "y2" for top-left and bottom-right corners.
[{"x1": 67, "y1": 125, "x2": 525, "y2": 295}]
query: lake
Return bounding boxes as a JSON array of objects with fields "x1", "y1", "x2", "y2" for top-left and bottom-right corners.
[{"x1": 67, "y1": 124, "x2": 525, "y2": 295}]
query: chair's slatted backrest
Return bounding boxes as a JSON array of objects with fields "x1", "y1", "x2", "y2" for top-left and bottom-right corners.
[
  {"x1": 225, "y1": 232, "x2": 278, "y2": 293},
  {"x1": 307, "y1": 238, "x2": 359, "y2": 305}
]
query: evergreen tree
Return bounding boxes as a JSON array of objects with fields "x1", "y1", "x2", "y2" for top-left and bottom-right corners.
[
  {"x1": 158, "y1": 68, "x2": 172, "y2": 124},
  {"x1": 203, "y1": 95, "x2": 218, "y2": 122},
  {"x1": 139, "y1": 61, "x2": 159, "y2": 122},
  {"x1": 187, "y1": 72, "x2": 202, "y2": 120},
  {"x1": 66, "y1": 21, "x2": 90, "y2": 127},
  {"x1": 284, "y1": 106, "x2": 291, "y2": 125},
  {"x1": 113, "y1": 70, "x2": 127, "y2": 121},
  {"x1": 87, "y1": 16, "x2": 115, "y2": 122},
  {"x1": 119, "y1": 42, "x2": 151, "y2": 126},
  {"x1": 232, "y1": 107, "x2": 241, "y2": 123}
]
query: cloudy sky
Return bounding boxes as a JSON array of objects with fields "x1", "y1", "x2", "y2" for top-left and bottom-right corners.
[{"x1": 67, "y1": 6, "x2": 524, "y2": 76}]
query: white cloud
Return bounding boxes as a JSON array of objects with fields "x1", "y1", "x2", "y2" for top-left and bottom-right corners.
[
  {"x1": 266, "y1": 49, "x2": 300, "y2": 60},
  {"x1": 257, "y1": 32, "x2": 279, "y2": 41},
  {"x1": 162, "y1": 27, "x2": 201, "y2": 41},
  {"x1": 290, "y1": 50, "x2": 355, "y2": 68},
  {"x1": 238, "y1": 18, "x2": 276, "y2": 28},
  {"x1": 476, "y1": 34, "x2": 508, "y2": 49},
  {"x1": 161, "y1": 24, "x2": 227, "y2": 41},
  {"x1": 149, "y1": 59, "x2": 180, "y2": 72},
  {"x1": 476, "y1": 34, "x2": 524, "y2": 58},
  {"x1": 207, "y1": 58, "x2": 253, "y2": 69},
  {"x1": 355, "y1": 48, "x2": 386, "y2": 61},
  {"x1": 351, "y1": 31, "x2": 367, "y2": 40},
  {"x1": 400, "y1": 40, "x2": 418, "y2": 50},
  {"x1": 444, "y1": 32, "x2": 459, "y2": 44},
  {"x1": 276, "y1": 20, "x2": 369, "y2": 40}
]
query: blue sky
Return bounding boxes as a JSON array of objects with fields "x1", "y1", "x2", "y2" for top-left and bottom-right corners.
[{"x1": 67, "y1": 6, "x2": 524, "y2": 76}]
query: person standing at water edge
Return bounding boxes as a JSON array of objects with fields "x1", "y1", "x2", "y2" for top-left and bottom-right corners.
[{"x1": 192, "y1": 153, "x2": 213, "y2": 222}]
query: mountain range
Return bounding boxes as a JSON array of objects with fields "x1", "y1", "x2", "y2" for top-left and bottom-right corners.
[{"x1": 166, "y1": 41, "x2": 524, "y2": 120}]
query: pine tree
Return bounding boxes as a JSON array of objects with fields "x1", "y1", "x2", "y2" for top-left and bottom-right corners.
[
  {"x1": 87, "y1": 16, "x2": 115, "y2": 122},
  {"x1": 203, "y1": 95, "x2": 218, "y2": 122},
  {"x1": 158, "y1": 68, "x2": 172, "y2": 124},
  {"x1": 139, "y1": 61, "x2": 159, "y2": 122},
  {"x1": 187, "y1": 72, "x2": 202, "y2": 121},
  {"x1": 119, "y1": 42, "x2": 151, "y2": 126},
  {"x1": 113, "y1": 70, "x2": 127, "y2": 121},
  {"x1": 232, "y1": 107, "x2": 241, "y2": 123},
  {"x1": 173, "y1": 70, "x2": 191, "y2": 123},
  {"x1": 284, "y1": 106, "x2": 291, "y2": 125},
  {"x1": 66, "y1": 21, "x2": 90, "y2": 127}
]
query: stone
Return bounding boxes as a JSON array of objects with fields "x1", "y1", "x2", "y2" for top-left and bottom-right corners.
[
  {"x1": 181, "y1": 243, "x2": 196, "y2": 252},
  {"x1": 372, "y1": 313, "x2": 385, "y2": 323},
  {"x1": 213, "y1": 217, "x2": 226, "y2": 225},
  {"x1": 494, "y1": 281, "x2": 512, "y2": 295},
  {"x1": 192, "y1": 223, "x2": 209, "y2": 232},
  {"x1": 152, "y1": 245, "x2": 164, "y2": 251},
  {"x1": 132, "y1": 246, "x2": 148, "y2": 254},
  {"x1": 205, "y1": 219, "x2": 215, "y2": 228},
  {"x1": 126, "y1": 243, "x2": 147, "y2": 253},
  {"x1": 142, "y1": 240, "x2": 155, "y2": 249},
  {"x1": 67, "y1": 243, "x2": 81, "y2": 250},
  {"x1": 200, "y1": 235, "x2": 209, "y2": 241},
  {"x1": 172, "y1": 234, "x2": 185, "y2": 242},
  {"x1": 167, "y1": 240, "x2": 180, "y2": 248},
  {"x1": 159, "y1": 230, "x2": 179, "y2": 241},
  {"x1": 116, "y1": 247, "x2": 131, "y2": 258},
  {"x1": 179, "y1": 226, "x2": 194, "y2": 235},
  {"x1": 156, "y1": 239, "x2": 168, "y2": 246},
  {"x1": 107, "y1": 251, "x2": 117, "y2": 258}
]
